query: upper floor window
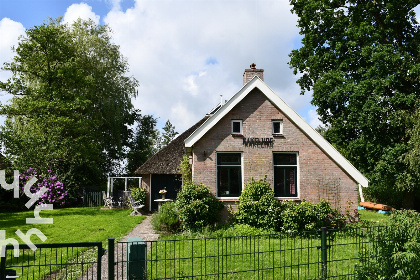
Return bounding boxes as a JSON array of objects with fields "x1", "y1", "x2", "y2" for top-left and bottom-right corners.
[
  {"x1": 231, "y1": 120, "x2": 243, "y2": 134},
  {"x1": 272, "y1": 120, "x2": 283, "y2": 135}
]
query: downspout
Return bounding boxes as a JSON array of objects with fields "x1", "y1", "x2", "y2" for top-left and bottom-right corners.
[{"x1": 358, "y1": 184, "x2": 365, "y2": 203}]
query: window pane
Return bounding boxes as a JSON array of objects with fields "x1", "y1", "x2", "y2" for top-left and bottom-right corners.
[
  {"x1": 274, "y1": 167, "x2": 285, "y2": 196},
  {"x1": 218, "y1": 168, "x2": 229, "y2": 196},
  {"x1": 274, "y1": 167, "x2": 297, "y2": 197},
  {"x1": 273, "y1": 122, "x2": 281, "y2": 134},
  {"x1": 230, "y1": 167, "x2": 241, "y2": 195},
  {"x1": 232, "y1": 121, "x2": 241, "y2": 133},
  {"x1": 274, "y1": 153, "x2": 296, "y2": 165},
  {"x1": 218, "y1": 153, "x2": 241, "y2": 165}
]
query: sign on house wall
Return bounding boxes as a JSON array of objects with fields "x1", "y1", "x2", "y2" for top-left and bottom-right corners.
[{"x1": 242, "y1": 137, "x2": 274, "y2": 148}]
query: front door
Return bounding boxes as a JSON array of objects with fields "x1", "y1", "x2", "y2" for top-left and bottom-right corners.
[{"x1": 150, "y1": 174, "x2": 182, "y2": 211}]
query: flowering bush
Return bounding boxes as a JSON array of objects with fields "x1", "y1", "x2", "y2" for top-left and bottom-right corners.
[{"x1": 19, "y1": 168, "x2": 68, "y2": 207}]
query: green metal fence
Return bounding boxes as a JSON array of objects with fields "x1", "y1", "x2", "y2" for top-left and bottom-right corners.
[
  {"x1": 0, "y1": 242, "x2": 103, "y2": 280},
  {"x1": 110, "y1": 226, "x2": 388, "y2": 280},
  {"x1": 0, "y1": 226, "x2": 388, "y2": 280}
]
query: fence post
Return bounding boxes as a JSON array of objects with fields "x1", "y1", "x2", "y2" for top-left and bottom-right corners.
[
  {"x1": 97, "y1": 242, "x2": 102, "y2": 280},
  {"x1": 108, "y1": 238, "x2": 115, "y2": 280},
  {"x1": 127, "y1": 237, "x2": 146, "y2": 280},
  {"x1": 321, "y1": 227, "x2": 328, "y2": 279},
  {"x1": 0, "y1": 254, "x2": 5, "y2": 280}
]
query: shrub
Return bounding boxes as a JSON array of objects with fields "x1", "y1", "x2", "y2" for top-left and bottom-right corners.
[
  {"x1": 175, "y1": 183, "x2": 223, "y2": 231},
  {"x1": 151, "y1": 202, "x2": 181, "y2": 233},
  {"x1": 281, "y1": 199, "x2": 344, "y2": 232},
  {"x1": 234, "y1": 177, "x2": 282, "y2": 230},
  {"x1": 130, "y1": 187, "x2": 147, "y2": 205},
  {"x1": 19, "y1": 168, "x2": 68, "y2": 208},
  {"x1": 356, "y1": 210, "x2": 420, "y2": 279}
]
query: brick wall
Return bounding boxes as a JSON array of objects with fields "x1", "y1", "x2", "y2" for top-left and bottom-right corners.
[{"x1": 192, "y1": 88, "x2": 358, "y2": 214}]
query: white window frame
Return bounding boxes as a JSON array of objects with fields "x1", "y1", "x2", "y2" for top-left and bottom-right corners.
[
  {"x1": 272, "y1": 120, "x2": 283, "y2": 135},
  {"x1": 216, "y1": 152, "x2": 243, "y2": 198},
  {"x1": 273, "y1": 152, "x2": 300, "y2": 199},
  {"x1": 231, "y1": 120, "x2": 243, "y2": 135}
]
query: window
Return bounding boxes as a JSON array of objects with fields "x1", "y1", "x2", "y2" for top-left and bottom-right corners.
[
  {"x1": 217, "y1": 153, "x2": 242, "y2": 197},
  {"x1": 273, "y1": 153, "x2": 297, "y2": 197},
  {"x1": 272, "y1": 120, "x2": 283, "y2": 135},
  {"x1": 231, "y1": 120, "x2": 242, "y2": 134}
]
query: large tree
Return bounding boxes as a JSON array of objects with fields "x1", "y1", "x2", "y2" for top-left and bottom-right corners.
[
  {"x1": 0, "y1": 18, "x2": 139, "y2": 188},
  {"x1": 126, "y1": 114, "x2": 159, "y2": 174},
  {"x1": 161, "y1": 120, "x2": 179, "y2": 148},
  {"x1": 289, "y1": 0, "x2": 420, "y2": 208}
]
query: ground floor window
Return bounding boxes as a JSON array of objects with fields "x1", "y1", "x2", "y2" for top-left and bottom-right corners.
[
  {"x1": 217, "y1": 153, "x2": 242, "y2": 197},
  {"x1": 273, "y1": 153, "x2": 298, "y2": 197}
]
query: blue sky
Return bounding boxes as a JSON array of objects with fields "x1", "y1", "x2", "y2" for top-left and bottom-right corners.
[{"x1": 0, "y1": 0, "x2": 325, "y2": 132}]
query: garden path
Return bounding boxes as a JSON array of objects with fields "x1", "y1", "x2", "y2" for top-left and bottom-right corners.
[{"x1": 79, "y1": 214, "x2": 159, "y2": 279}]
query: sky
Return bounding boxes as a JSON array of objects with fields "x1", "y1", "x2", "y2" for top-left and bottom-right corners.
[{"x1": 0, "y1": 0, "x2": 388, "y2": 134}]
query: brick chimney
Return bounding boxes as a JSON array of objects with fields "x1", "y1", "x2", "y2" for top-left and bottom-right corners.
[{"x1": 243, "y1": 63, "x2": 264, "y2": 85}]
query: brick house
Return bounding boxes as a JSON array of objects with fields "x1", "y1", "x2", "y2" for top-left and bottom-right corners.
[{"x1": 137, "y1": 65, "x2": 368, "y2": 213}]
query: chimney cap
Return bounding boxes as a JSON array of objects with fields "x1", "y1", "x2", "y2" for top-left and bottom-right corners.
[{"x1": 250, "y1": 63, "x2": 256, "y2": 69}]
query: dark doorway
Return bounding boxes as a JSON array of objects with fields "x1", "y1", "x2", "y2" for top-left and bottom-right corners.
[{"x1": 151, "y1": 174, "x2": 182, "y2": 211}]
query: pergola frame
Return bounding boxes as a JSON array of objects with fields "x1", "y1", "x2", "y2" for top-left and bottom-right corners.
[{"x1": 106, "y1": 176, "x2": 142, "y2": 197}]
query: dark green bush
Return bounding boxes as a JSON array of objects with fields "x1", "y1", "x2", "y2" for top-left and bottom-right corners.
[
  {"x1": 233, "y1": 178, "x2": 344, "y2": 232},
  {"x1": 281, "y1": 199, "x2": 344, "y2": 232},
  {"x1": 151, "y1": 202, "x2": 181, "y2": 233},
  {"x1": 357, "y1": 210, "x2": 420, "y2": 279},
  {"x1": 175, "y1": 183, "x2": 223, "y2": 231},
  {"x1": 234, "y1": 177, "x2": 282, "y2": 230}
]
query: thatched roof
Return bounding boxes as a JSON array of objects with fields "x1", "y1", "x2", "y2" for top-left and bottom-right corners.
[{"x1": 135, "y1": 117, "x2": 208, "y2": 175}]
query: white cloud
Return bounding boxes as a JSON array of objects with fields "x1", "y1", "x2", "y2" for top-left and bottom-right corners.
[
  {"x1": 63, "y1": 3, "x2": 100, "y2": 25},
  {"x1": 308, "y1": 109, "x2": 323, "y2": 129},
  {"x1": 104, "y1": 0, "x2": 301, "y2": 132},
  {"x1": 0, "y1": 18, "x2": 25, "y2": 104}
]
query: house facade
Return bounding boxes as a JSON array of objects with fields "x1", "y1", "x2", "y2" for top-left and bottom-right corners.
[{"x1": 138, "y1": 65, "x2": 368, "y2": 213}]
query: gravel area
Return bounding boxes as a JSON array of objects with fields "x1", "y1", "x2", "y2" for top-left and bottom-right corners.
[{"x1": 79, "y1": 214, "x2": 159, "y2": 279}]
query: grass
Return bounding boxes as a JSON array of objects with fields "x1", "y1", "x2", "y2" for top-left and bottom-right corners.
[
  {"x1": 0, "y1": 207, "x2": 145, "y2": 279},
  {"x1": 142, "y1": 210, "x2": 391, "y2": 279},
  {"x1": 145, "y1": 227, "x2": 381, "y2": 279},
  {"x1": 0, "y1": 207, "x2": 145, "y2": 243},
  {"x1": 358, "y1": 209, "x2": 391, "y2": 225}
]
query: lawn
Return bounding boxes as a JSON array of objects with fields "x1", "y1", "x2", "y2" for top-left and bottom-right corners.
[
  {"x1": 358, "y1": 209, "x2": 391, "y2": 225},
  {"x1": 143, "y1": 209, "x2": 391, "y2": 279},
  {"x1": 0, "y1": 207, "x2": 145, "y2": 280},
  {"x1": 0, "y1": 207, "x2": 145, "y2": 244}
]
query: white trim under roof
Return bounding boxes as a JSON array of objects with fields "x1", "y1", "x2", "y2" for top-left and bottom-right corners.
[{"x1": 184, "y1": 76, "x2": 369, "y2": 188}]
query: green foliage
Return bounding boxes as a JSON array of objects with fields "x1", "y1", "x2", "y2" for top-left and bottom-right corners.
[
  {"x1": 234, "y1": 178, "x2": 282, "y2": 230},
  {"x1": 126, "y1": 114, "x2": 159, "y2": 174},
  {"x1": 178, "y1": 155, "x2": 192, "y2": 185},
  {"x1": 151, "y1": 202, "x2": 181, "y2": 233},
  {"x1": 357, "y1": 210, "x2": 420, "y2": 279},
  {"x1": 130, "y1": 187, "x2": 147, "y2": 205},
  {"x1": 161, "y1": 120, "x2": 179, "y2": 148},
  {"x1": 0, "y1": 18, "x2": 139, "y2": 188},
  {"x1": 281, "y1": 200, "x2": 344, "y2": 232},
  {"x1": 289, "y1": 0, "x2": 420, "y2": 208},
  {"x1": 219, "y1": 224, "x2": 275, "y2": 237},
  {"x1": 234, "y1": 178, "x2": 343, "y2": 232},
  {"x1": 175, "y1": 183, "x2": 223, "y2": 231}
]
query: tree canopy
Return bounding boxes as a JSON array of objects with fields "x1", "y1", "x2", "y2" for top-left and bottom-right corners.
[
  {"x1": 161, "y1": 120, "x2": 179, "y2": 148},
  {"x1": 126, "y1": 114, "x2": 159, "y2": 174},
  {"x1": 289, "y1": 0, "x2": 420, "y2": 208},
  {"x1": 0, "y1": 18, "x2": 139, "y2": 189}
]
